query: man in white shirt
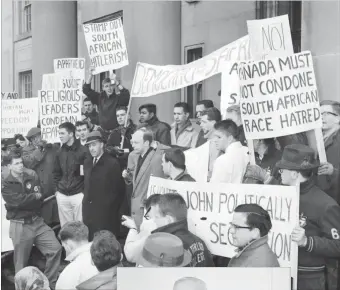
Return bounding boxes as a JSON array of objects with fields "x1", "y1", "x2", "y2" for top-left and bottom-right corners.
[
  {"x1": 56, "y1": 221, "x2": 98, "y2": 290},
  {"x1": 210, "y1": 120, "x2": 250, "y2": 183}
]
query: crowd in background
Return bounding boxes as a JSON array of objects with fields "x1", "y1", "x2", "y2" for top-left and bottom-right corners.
[{"x1": 1, "y1": 66, "x2": 340, "y2": 290}]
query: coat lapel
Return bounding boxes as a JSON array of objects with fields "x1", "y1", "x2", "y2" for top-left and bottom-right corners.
[{"x1": 134, "y1": 150, "x2": 156, "y2": 189}]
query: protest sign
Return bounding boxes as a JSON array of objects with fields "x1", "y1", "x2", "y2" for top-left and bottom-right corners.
[
  {"x1": 131, "y1": 35, "x2": 251, "y2": 98},
  {"x1": 147, "y1": 177, "x2": 299, "y2": 289},
  {"x1": 1, "y1": 98, "x2": 39, "y2": 138},
  {"x1": 1, "y1": 92, "x2": 19, "y2": 99},
  {"x1": 238, "y1": 51, "x2": 322, "y2": 140},
  {"x1": 247, "y1": 15, "x2": 294, "y2": 61},
  {"x1": 38, "y1": 89, "x2": 82, "y2": 143},
  {"x1": 83, "y1": 18, "x2": 129, "y2": 74},
  {"x1": 1, "y1": 197, "x2": 13, "y2": 252},
  {"x1": 54, "y1": 58, "x2": 85, "y2": 90},
  {"x1": 42, "y1": 73, "x2": 64, "y2": 90}
]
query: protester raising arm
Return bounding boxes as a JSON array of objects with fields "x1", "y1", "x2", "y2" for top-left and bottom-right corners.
[{"x1": 82, "y1": 66, "x2": 100, "y2": 106}]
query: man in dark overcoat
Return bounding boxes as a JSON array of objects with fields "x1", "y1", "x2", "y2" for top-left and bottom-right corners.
[{"x1": 83, "y1": 131, "x2": 124, "y2": 241}]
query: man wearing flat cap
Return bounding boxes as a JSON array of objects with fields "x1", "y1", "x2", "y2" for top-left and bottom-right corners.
[
  {"x1": 83, "y1": 131, "x2": 125, "y2": 241},
  {"x1": 276, "y1": 144, "x2": 340, "y2": 290}
]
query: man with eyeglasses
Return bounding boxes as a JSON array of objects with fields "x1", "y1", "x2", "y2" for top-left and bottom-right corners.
[
  {"x1": 276, "y1": 144, "x2": 340, "y2": 290},
  {"x1": 228, "y1": 203, "x2": 279, "y2": 267}
]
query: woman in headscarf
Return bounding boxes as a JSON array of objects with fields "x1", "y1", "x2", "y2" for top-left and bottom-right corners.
[{"x1": 15, "y1": 266, "x2": 50, "y2": 290}]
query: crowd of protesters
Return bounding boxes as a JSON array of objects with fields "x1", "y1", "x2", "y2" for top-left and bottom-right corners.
[{"x1": 1, "y1": 65, "x2": 340, "y2": 290}]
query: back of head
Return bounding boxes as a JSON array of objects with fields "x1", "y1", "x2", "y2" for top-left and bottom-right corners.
[
  {"x1": 164, "y1": 148, "x2": 186, "y2": 170},
  {"x1": 59, "y1": 122, "x2": 76, "y2": 136},
  {"x1": 143, "y1": 194, "x2": 161, "y2": 209},
  {"x1": 202, "y1": 107, "x2": 221, "y2": 122},
  {"x1": 173, "y1": 277, "x2": 207, "y2": 290},
  {"x1": 234, "y1": 204, "x2": 272, "y2": 237},
  {"x1": 139, "y1": 103, "x2": 157, "y2": 115},
  {"x1": 137, "y1": 127, "x2": 154, "y2": 145},
  {"x1": 157, "y1": 193, "x2": 187, "y2": 221},
  {"x1": 214, "y1": 119, "x2": 239, "y2": 139},
  {"x1": 197, "y1": 100, "x2": 214, "y2": 109},
  {"x1": 91, "y1": 230, "x2": 122, "y2": 272},
  {"x1": 58, "y1": 221, "x2": 89, "y2": 243}
]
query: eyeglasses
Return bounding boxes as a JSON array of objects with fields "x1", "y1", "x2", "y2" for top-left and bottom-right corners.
[
  {"x1": 144, "y1": 207, "x2": 151, "y2": 220},
  {"x1": 322, "y1": 111, "x2": 339, "y2": 117},
  {"x1": 229, "y1": 222, "x2": 253, "y2": 230}
]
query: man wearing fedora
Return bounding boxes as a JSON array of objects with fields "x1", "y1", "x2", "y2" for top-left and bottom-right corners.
[
  {"x1": 83, "y1": 131, "x2": 125, "y2": 241},
  {"x1": 276, "y1": 144, "x2": 340, "y2": 290},
  {"x1": 136, "y1": 232, "x2": 192, "y2": 267}
]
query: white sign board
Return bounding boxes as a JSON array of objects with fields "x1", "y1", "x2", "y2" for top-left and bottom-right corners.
[
  {"x1": 83, "y1": 18, "x2": 129, "y2": 74},
  {"x1": 247, "y1": 15, "x2": 294, "y2": 61},
  {"x1": 53, "y1": 58, "x2": 85, "y2": 90},
  {"x1": 1, "y1": 197, "x2": 13, "y2": 252},
  {"x1": 147, "y1": 177, "x2": 299, "y2": 289},
  {"x1": 1, "y1": 92, "x2": 19, "y2": 99},
  {"x1": 42, "y1": 73, "x2": 63, "y2": 90},
  {"x1": 38, "y1": 89, "x2": 82, "y2": 143},
  {"x1": 1, "y1": 98, "x2": 39, "y2": 138},
  {"x1": 238, "y1": 51, "x2": 322, "y2": 140},
  {"x1": 131, "y1": 35, "x2": 251, "y2": 98}
]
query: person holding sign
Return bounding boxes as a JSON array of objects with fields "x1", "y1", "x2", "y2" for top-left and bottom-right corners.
[
  {"x1": 228, "y1": 203, "x2": 279, "y2": 267},
  {"x1": 83, "y1": 66, "x2": 130, "y2": 139},
  {"x1": 210, "y1": 120, "x2": 250, "y2": 184},
  {"x1": 317, "y1": 100, "x2": 340, "y2": 205},
  {"x1": 276, "y1": 144, "x2": 340, "y2": 290}
]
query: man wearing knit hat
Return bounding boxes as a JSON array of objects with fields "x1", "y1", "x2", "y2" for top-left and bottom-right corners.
[
  {"x1": 83, "y1": 131, "x2": 124, "y2": 241},
  {"x1": 276, "y1": 144, "x2": 340, "y2": 290}
]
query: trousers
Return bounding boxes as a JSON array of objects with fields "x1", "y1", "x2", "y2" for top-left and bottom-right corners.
[
  {"x1": 9, "y1": 217, "x2": 62, "y2": 289},
  {"x1": 297, "y1": 270, "x2": 326, "y2": 290},
  {"x1": 55, "y1": 192, "x2": 83, "y2": 227}
]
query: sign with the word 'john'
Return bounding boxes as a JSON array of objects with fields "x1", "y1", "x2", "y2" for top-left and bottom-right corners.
[
  {"x1": 83, "y1": 18, "x2": 129, "y2": 74},
  {"x1": 38, "y1": 89, "x2": 82, "y2": 143},
  {"x1": 1, "y1": 98, "x2": 39, "y2": 138},
  {"x1": 131, "y1": 35, "x2": 251, "y2": 98},
  {"x1": 54, "y1": 58, "x2": 85, "y2": 90},
  {"x1": 238, "y1": 51, "x2": 322, "y2": 140},
  {"x1": 147, "y1": 177, "x2": 299, "y2": 288},
  {"x1": 1, "y1": 92, "x2": 19, "y2": 99},
  {"x1": 247, "y1": 15, "x2": 294, "y2": 61}
]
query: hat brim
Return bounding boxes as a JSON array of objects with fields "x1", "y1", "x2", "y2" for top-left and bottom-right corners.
[
  {"x1": 137, "y1": 249, "x2": 192, "y2": 267},
  {"x1": 85, "y1": 139, "x2": 103, "y2": 146},
  {"x1": 275, "y1": 159, "x2": 320, "y2": 171}
]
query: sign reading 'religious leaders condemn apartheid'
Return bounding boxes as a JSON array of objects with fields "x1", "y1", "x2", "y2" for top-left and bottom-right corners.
[
  {"x1": 238, "y1": 51, "x2": 322, "y2": 140},
  {"x1": 1, "y1": 98, "x2": 39, "y2": 138},
  {"x1": 53, "y1": 58, "x2": 86, "y2": 90},
  {"x1": 131, "y1": 35, "x2": 251, "y2": 98},
  {"x1": 83, "y1": 18, "x2": 129, "y2": 75},
  {"x1": 147, "y1": 177, "x2": 299, "y2": 289},
  {"x1": 38, "y1": 89, "x2": 82, "y2": 143}
]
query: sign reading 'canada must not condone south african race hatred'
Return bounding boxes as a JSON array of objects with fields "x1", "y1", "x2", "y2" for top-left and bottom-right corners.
[
  {"x1": 38, "y1": 89, "x2": 82, "y2": 143},
  {"x1": 238, "y1": 51, "x2": 322, "y2": 140},
  {"x1": 83, "y1": 18, "x2": 129, "y2": 74},
  {"x1": 147, "y1": 177, "x2": 299, "y2": 287}
]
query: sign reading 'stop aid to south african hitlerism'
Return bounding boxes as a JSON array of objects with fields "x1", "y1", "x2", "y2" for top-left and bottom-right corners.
[
  {"x1": 238, "y1": 51, "x2": 322, "y2": 140},
  {"x1": 83, "y1": 18, "x2": 129, "y2": 75}
]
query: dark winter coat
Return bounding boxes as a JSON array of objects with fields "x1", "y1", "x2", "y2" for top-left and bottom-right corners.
[
  {"x1": 23, "y1": 144, "x2": 60, "y2": 224},
  {"x1": 84, "y1": 108, "x2": 99, "y2": 126},
  {"x1": 317, "y1": 130, "x2": 340, "y2": 204},
  {"x1": 83, "y1": 83, "x2": 130, "y2": 130},
  {"x1": 53, "y1": 139, "x2": 90, "y2": 196},
  {"x1": 152, "y1": 220, "x2": 215, "y2": 267},
  {"x1": 2, "y1": 170, "x2": 42, "y2": 220},
  {"x1": 228, "y1": 235, "x2": 279, "y2": 267},
  {"x1": 139, "y1": 116, "x2": 171, "y2": 146},
  {"x1": 173, "y1": 171, "x2": 196, "y2": 182},
  {"x1": 83, "y1": 152, "x2": 125, "y2": 240}
]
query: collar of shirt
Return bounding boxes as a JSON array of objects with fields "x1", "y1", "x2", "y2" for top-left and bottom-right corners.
[
  {"x1": 225, "y1": 141, "x2": 243, "y2": 155},
  {"x1": 80, "y1": 139, "x2": 87, "y2": 146},
  {"x1": 65, "y1": 242, "x2": 92, "y2": 262},
  {"x1": 94, "y1": 153, "x2": 104, "y2": 163}
]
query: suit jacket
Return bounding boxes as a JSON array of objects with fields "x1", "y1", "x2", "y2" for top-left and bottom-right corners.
[
  {"x1": 127, "y1": 143, "x2": 168, "y2": 227},
  {"x1": 83, "y1": 152, "x2": 124, "y2": 239}
]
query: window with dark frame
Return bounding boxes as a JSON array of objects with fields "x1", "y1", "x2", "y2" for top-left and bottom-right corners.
[
  {"x1": 19, "y1": 0, "x2": 31, "y2": 34},
  {"x1": 256, "y1": 1, "x2": 302, "y2": 53},
  {"x1": 83, "y1": 11, "x2": 123, "y2": 92},
  {"x1": 185, "y1": 45, "x2": 204, "y2": 118},
  {"x1": 19, "y1": 70, "x2": 32, "y2": 98}
]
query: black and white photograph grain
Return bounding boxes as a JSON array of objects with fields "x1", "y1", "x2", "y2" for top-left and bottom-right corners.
[{"x1": 1, "y1": 1, "x2": 340, "y2": 290}]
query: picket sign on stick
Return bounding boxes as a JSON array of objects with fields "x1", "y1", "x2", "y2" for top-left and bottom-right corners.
[{"x1": 314, "y1": 128, "x2": 327, "y2": 162}]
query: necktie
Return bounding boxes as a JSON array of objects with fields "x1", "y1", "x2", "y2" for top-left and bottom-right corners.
[{"x1": 93, "y1": 158, "x2": 98, "y2": 165}]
